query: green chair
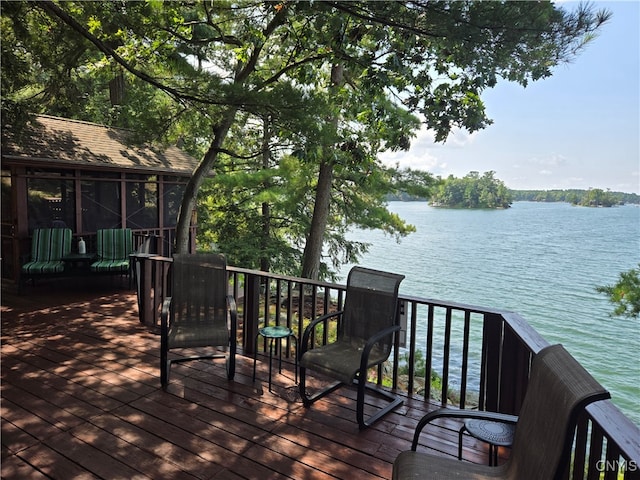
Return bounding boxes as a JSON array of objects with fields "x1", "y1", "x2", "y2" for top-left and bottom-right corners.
[
  {"x1": 161, "y1": 253, "x2": 237, "y2": 387},
  {"x1": 392, "y1": 344, "x2": 611, "y2": 480},
  {"x1": 299, "y1": 266, "x2": 405, "y2": 429},
  {"x1": 20, "y1": 228, "x2": 72, "y2": 290},
  {"x1": 90, "y1": 228, "x2": 134, "y2": 274}
]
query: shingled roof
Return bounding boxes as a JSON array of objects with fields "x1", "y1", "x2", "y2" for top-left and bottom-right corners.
[{"x1": 1, "y1": 115, "x2": 199, "y2": 175}]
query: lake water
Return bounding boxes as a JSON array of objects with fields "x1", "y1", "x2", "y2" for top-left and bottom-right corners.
[{"x1": 339, "y1": 201, "x2": 640, "y2": 425}]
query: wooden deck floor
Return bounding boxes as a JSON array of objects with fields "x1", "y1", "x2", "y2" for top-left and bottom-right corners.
[{"x1": 1, "y1": 278, "x2": 499, "y2": 479}]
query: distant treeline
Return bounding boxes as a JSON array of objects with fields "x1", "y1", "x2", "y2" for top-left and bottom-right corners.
[
  {"x1": 511, "y1": 189, "x2": 640, "y2": 206},
  {"x1": 387, "y1": 171, "x2": 640, "y2": 207},
  {"x1": 389, "y1": 187, "x2": 640, "y2": 206}
]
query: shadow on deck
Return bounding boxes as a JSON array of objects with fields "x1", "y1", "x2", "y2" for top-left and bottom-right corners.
[{"x1": 1, "y1": 279, "x2": 501, "y2": 479}]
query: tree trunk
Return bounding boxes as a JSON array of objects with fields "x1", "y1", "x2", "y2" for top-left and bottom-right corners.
[
  {"x1": 300, "y1": 63, "x2": 343, "y2": 280},
  {"x1": 260, "y1": 115, "x2": 272, "y2": 272},
  {"x1": 174, "y1": 108, "x2": 237, "y2": 253},
  {"x1": 301, "y1": 159, "x2": 334, "y2": 279}
]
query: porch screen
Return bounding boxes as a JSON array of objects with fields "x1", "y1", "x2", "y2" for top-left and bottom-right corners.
[
  {"x1": 26, "y1": 171, "x2": 75, "y2": 232},
  {"x1": 81, "y1": 176, "x2": 120, "y2": 231}
]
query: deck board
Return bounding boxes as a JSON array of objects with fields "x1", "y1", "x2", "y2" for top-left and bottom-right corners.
[{"x1": 2, "y1": 281, "x2": 503, "y2": 479}]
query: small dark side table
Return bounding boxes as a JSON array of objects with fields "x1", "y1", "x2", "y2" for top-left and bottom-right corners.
[{"x1": 62, "y1": 253, "x2": 97, "y2": 272}]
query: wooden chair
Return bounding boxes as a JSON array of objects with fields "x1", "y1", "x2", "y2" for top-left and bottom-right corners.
[
  {"x1": 299, "y1": 266, "x2": 405, "y2": 429},
  {"x1": 392, "y1": 344, "x2": 610, "y2": 480},
  {"x1": 160, "y1": 253, "x2": 237, "y2": 387},
  {"x1": 20, "y1": 228, "x2": 72, "y2": 291}
]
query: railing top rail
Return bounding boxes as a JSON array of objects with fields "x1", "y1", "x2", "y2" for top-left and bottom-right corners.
[
  {"x1": 399, "y1": 295, "x2": 550, "y2": 353},
  {"x1": 587, "y1": 400, "x2": 640, "y2": 460},
  {"x1": 227, "y1": 265, "x2": 346, "y2": 290},
  {"x1": 399, "y1": 293, "x2": 513, "y2": 316}
]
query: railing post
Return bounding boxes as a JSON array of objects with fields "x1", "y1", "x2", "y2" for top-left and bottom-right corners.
[
  {"x1": 244, "y1": 272, "x2": 260, "y2": 354},
  {"x1": 481, "y1": 313, "x2": 503, "y2": 412},
  {"x1": 499, "y1": 327, "x2": 532, "y2": 415},
  {"x1": 132, "y1": 254, "x2": 155, "y2": 326}
]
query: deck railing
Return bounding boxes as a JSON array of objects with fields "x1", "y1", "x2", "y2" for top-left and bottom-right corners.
[{"x1": 135, "y1": 256, "x2": 640, "y2": 479}]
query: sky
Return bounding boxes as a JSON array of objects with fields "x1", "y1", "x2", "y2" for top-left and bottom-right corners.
[{"x1": 380, "y1": 1, "x2": 640, "y2": 194}]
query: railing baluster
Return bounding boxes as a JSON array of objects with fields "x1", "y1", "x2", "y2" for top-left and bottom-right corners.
[
  {"x1": 587, "y1": 423, "x2": 605, "y2": 480},
  {"x1": 407, "y1": 301, "x2": 418, "y2": 397},
  {"x1": 460, "y1": 310, "x2": 471, "y2": 409},
  {"x1": 441, "y1": 308, "x2": 452, "y2": 406},
  {"x1": 425, "y1": 304, "x2": 434, "y2": 402},
  {"x1": 572, "y1": 410, "x2": 590, "y2": 480}
]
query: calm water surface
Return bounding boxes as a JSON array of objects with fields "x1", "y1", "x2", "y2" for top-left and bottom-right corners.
[{"x1": 340, "y1": 201, "x2": 640, "y2": 424}]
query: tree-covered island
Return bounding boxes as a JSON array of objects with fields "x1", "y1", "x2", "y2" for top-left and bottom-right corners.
[{"x1": 430, "y1": 171, "x2": 513, "y2": 209}]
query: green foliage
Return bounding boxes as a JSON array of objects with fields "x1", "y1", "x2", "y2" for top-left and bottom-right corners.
[
  {"x1": 596, "y1": 264, "x2": 640, "y2": 319},
  {"x1": 576, "y1": 188, "x2": 620, "y2": 207},
  {"x1": 2, "y1": 1, "x2": 612, "y2": 278},
  {"x1": 397, "y1": 350, "x2": 468, "y2": 404},
  {"x1": 511, "y1": 189, "x2": 639, "y2": 205},
  {"x1": 430, "y1": 171, "x2": 512, "y2": 208}
]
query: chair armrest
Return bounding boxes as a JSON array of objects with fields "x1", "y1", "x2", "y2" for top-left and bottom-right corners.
[
  {"x1": 161, "y1": 297, "x2": 172, "y2": 329},
  {"x1": 300, "y1": 310, "x2": 344, "y2": 354},
  {"x1": 411, "y1": 408, "x2": 519, "y2": 451},
  {"x1": 360, "y1": 324, "x2": 401, "y2": 372},
  {"x1": 226, "y1": 295, "x2": 238, "y2": 348}
]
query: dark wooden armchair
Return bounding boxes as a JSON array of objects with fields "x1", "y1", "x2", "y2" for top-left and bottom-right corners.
[
  {"x1": 299, "y1": 266, "x2": 405, "y2": 429},
  {"x1": 392, "y1": 344, "x2": 611, "y2": 479},
  {"x1": 160, "y1": 253, "x2": 237, "y2": 387}
]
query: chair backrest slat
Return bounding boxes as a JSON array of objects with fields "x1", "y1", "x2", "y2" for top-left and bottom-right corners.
[
  {"x1": 30, "y1": 228, "x2": 72, "y2": 262},
  {"x1": 97, "y1": 229, "x2": 133, "y2": 260},
  {"x1": 169, "y1": 253, "x2": 228, "y2": 347},
  {"x1": 341, "y1": 267, "x2": 405, "y2": 354}
]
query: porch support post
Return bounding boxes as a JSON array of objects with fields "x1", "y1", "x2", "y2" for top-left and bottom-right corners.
[{"x1": 244, "y1": 272, "x2": 260, "y2": 355}]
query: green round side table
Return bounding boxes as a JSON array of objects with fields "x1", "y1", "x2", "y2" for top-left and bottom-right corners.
[{"x1": 252, "y1": 326, "x2": 297, "y2": 392}]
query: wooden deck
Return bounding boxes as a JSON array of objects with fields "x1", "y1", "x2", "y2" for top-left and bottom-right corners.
[{"x1": 1, "y1": 278, "x2": 500, "y2": 479}]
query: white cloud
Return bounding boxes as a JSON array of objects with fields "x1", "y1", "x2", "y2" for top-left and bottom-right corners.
[
  {"x1": 444, "y1": 127, "x2": 479, "y2": 147},
  {"x1": 378, "y1": 124, "x2": 477, "y2": 174},
  {"x1": 528, "y1": 153, "x2": 568, "y2": 167},
  {"x1": 379, "y1": 148, "x2": 444, "y2": 172}
]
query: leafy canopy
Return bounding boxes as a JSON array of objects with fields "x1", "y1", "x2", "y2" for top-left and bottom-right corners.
[
  {"x1": 596, "y1": 265, "x2": 640, "y2": 319},
  {"x1": 1, "y1": 1, "x2": 612, "y2": 277}
]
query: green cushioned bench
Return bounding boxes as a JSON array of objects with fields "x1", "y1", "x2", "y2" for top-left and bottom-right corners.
[
  {"x1": 20, "y1": 228, "x2": 72, "y2": 291},
  {"x1": 90, "y1": 228, "x2": 134, "y2": 274}
]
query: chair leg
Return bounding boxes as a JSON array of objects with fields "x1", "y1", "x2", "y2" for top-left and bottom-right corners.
[
  {"x1": 226, "y1": 353, "x2": 235, "y2": 381},
  {"x1": 299, "y1": 366, "x2": 402, "y2": 429},
  {"x1": 356, "y1": 379, "x2": 404, "y2": 430},
  {"x1": 252, "y1": 333, "x2": 259, "y2": 383},
  {"x1": 299, "y1": 366, "x2": 342, "y2": 407},
  {"x1": 458, "y1": 425, "x2": 468, "y2": 461},
  {"x1": 299, "y1": 366, "x2": 308, "y2": 405},
  {"x1": 227, "y1": 340, "x2": 236, "y2": 381},
  {"x1": 161, "y1": 356, "x2": 170, "y2": 389}
]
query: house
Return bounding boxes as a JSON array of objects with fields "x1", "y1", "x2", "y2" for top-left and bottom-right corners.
[{"x1": 1, "y1": 114, "x2": 200, "y2": 282}]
